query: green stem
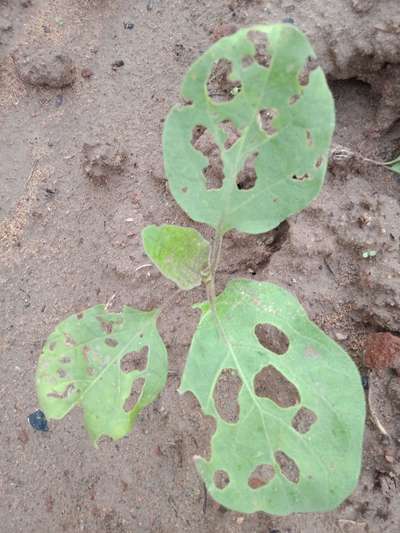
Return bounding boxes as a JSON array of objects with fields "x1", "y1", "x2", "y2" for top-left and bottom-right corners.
[{"x1": 206, "y1": 225, "x2": 224, "y2": 319}]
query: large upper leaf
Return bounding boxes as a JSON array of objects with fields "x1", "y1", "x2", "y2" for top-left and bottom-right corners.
[
  {"x1": 163, "y1": 24, "x2": 335, "y2": 234},
  {"x1": 180, "y1": 279, "x2": 365, "y2": 514},
  {"x1": 36, "y1": 305, "x2": 167, "y2": 444},
  {"x1": 142, "y1": 224, "x2": 209, "y2": 290}
]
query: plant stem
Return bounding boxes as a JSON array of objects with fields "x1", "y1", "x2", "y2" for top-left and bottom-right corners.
[{"x1": 205, "y1": 225, "x2": 224, "y2": 318}]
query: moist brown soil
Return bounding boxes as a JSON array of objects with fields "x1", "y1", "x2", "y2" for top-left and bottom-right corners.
[{"x1": 1, "y1": 1, "x2": 400, "y2": 532}]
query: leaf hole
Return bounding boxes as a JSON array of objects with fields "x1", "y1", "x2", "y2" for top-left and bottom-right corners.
[
  {"x1": 49, "y1": 342, "x2": 56, "y2": 351},
  {"x1": 315, "y1": 157, "x2": 323, "y2": 168},
  {"x1": 242, "y1": 55, "x2": 254, "y2": 68},
  {"x1": 181, "y1": 186, "x2": 188, "y2": 193},
  {"x1": 254, "y1": 365, "x2": 300, "y2": 407},
  {"x1": 255, "y1": 323, "x2": 289, "y2": 355},
  {"x1": 97, "y1": 435, "x2": 113, "y2": 447},
  {"x1": 63, "y1": 333, "x2": 76, "y2": 347},
  {"x1": 59, "y1": 356, "x2": 71, "y2": 364},
  {"x1": 291, "y1": 406, "x2": 317, "y2": 434},
  {"x1": 236, "y1": 152, "x2": 258, "y2": 190},
  {"x1": 123, "y1": 377, "x2": 145, "y2": 412},
  {"x1": 259, "y1": 108, "x2": 278, "y2": 136},
  {"x1": 82, "y1": 345, "x2": 90, "y2": 361},
  {"x1": 219, "y1": 120, "x2": 241, "y2": 150},
  {"x1": 306, "y1": 129, "x2": 313, "y2": 146},
  {"x1": 248, "y1": 464, "x2": 275, "y2": 489},
  {"x1": 120, "y1": 346, "x2": 148, "y2": 373},
  {"x1": 213, "y1": 368, "x2": 242, "y2": 423},
  {"x1": 191, "y1": 126, "x2": 224, "y2": 190},
  {"x1": 298, "y1": 56, "x2": 319, "y2": 86},
  {"x1": 207, "y1": 58, "x2": 241, "y2": 102},
  {"x1": 86, "y1": 367, "x2": 96, "y2": 376},
  {"x1": 292, "y1": 173, "x2": 310, "y2": 181},
  {"x1": 105, "y1": 337, "x2": 118, "y2": 348},
  {"x1": 96, "y1": 316, "x2": 113, "y2": 334},
  {"x1": 289, "y1": 94, "x2": 300, "y2": 105},
  {"x1": 214, "y1": 470, "x2": 230, "y2": 489},
  {"x1": 180, "y1": 391, "x2": 216, "y2": 461},
  {"x1": 47, "y1": 383, "x2": 77, "y2": 400},
  {"x1": 247, "y1": 30, "x2": 271, "y2": 68},
  {"x1": 57, "y1": 368, "x2": 67, "y2": 378},
  {"x1": 275, "y1": 450, "x2": 300, "y2": 483}
]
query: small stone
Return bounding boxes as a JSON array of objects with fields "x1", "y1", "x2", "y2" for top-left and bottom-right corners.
[
  {"x1": 82, "y1": 141, "x2": 128, "y2": 183},
  {"x1": 385, "y1": 454, "x2": 394, "y2": 464},
  {"x1": 364, "y1": 332, "x2": 400, "y2": 369},
  {"x1": 54, "y1": 94, "x2": 63, "y2": 107},
  {"x1": 13, "y1": 48, "x2": 76, "y2": 88},
  {"x1": 335, "y1": 331, "x2": 348, "y2": 341},
  {"x1": 236, "y1": 516, "x2": 244, "y2": 525},
  {"x1": 124, "y1": 22, "x2": 134, "y2": 30},
  {"x1": 282, "y1": 17, "x2": 295, "y2": 24},
  {"x1": 81, "y1": 67, "x2": 93, "y2": 79},
  {"x1": 112, "y1": 59, "x2": 124, "y2": 70},
  {"x1": 28, "y1": 409, "x2": 49, "y2": 432}
]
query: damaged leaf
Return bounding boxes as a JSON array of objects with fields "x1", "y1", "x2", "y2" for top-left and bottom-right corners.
[
  {"x1": 163, "y1": 24, "x2": 335, "y2": 234},
  {"x1": 142, "y1": 224, "x2": 210, "y2": 290},
  {"x1": 36, "y1": 305, "x2": 167, "y2": 444},
  {"x1": 180, "y1": 279, "x2": 365, "y2": 514}
]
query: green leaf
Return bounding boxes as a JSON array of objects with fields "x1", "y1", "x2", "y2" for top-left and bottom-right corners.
[
  {"x1": 180, "y1": 279, "x2": 365, "y2": 514},
  {"x1": 387, "y1": 161, "x2": 400, "y2": 174},
  {"x1": 163, "y1": 24, "x2": 335, "y2": 234},
  {"x1": 36, "y1": 305, "x2": 168, "y2": 444},
  {"x1": 142, "y1": 224, "x2": 210, "y2": 290}
]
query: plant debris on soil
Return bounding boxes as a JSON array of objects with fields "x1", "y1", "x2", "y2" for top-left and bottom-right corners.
[{"x1": 1, "y1": 0, "x2": 400, "y2": 532}]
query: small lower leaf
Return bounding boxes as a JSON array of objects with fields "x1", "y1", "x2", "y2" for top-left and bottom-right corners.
[
  {"x1": 36, "y1": 305, "x2": 167, "y2": 444},
  {"x1": 180, "y1": 279, "x2": 365, "y2": 515},
  {"x1": 142, "y1": 224, "x2": 210, "y2": 290}
]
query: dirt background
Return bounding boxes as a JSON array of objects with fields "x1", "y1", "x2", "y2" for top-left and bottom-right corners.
[{"x1": 1, "y1": 0, "x2": 400, "y2": 531}]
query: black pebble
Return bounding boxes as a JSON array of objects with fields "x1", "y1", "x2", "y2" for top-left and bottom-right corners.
[
  {"x1": 112, "y1": 60, "x2": 125, "y2": 70},
  {"x1": 28, "y1": 410, "x2": 49, "y2": 432},
  {"x1": 124, "y1": 22, "x2": 134, "y2": 30},
  {"x1": 282, "y1": 17, "x2": 295, "y2": 24}
]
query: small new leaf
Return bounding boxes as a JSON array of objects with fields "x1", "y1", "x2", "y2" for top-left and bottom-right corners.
[
  {"x1": 163, "y1": 24, "x2": 335, "y2": 234},
  {"x1": 180, "y1": 279, "x2": 365, "y2": 515},
  {"x1": 36, "y1": 305, "x2": 167, "y2": 444},
  {"x1": 142, "y1": 224, "x2": 210, "y2": 290}
]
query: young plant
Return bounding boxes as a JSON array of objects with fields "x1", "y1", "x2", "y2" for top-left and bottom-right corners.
[{"x1": 35, "y1": 24, "x2": 365, "y2": 515}]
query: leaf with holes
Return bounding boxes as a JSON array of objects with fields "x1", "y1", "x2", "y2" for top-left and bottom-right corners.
[
  {"x1": 36, "y1": 305, "x2": 167, "y2": 444},
  {"x1": 180, "y1": 279, "x2": 365, "y2": 514},
  {"x1": 142, "y1": 224, "x2": 210, "y2": 290},
  {"x1": 163, "y1": 24, "x2": 335, "y2": 234}
]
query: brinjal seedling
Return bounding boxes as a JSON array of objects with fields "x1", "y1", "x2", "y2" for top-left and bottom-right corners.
[{"x1": 35, "y1": 24, "x2": 365, "y2": 515}]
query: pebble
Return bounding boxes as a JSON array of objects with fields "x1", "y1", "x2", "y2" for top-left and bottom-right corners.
[
  {"x1": 124, "y1": 22, "x2": 134, "y2": 30},
  {"x1": 112, "y1": 59, "x2": 124, "y2": 70},
  {"x1": 13, "y1": 48, "x2": 76, "y2": 88},
  {"x1": 28, "y1": 409, "x2": 49, "y2": 432},
  {"x1": 54, "y1": 94, "x2": 63, "y2": 107},
  {"x1": 282, "y1": 17, "x2": 295, "y2": 24},
  {"x1": 335, "y1": 331, "x2": 348, "y2": 341}
]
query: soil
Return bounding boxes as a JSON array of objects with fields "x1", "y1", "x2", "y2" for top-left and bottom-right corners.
[{"x1": 1, "y1": 0, "x2": 400, "y2": 532}]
